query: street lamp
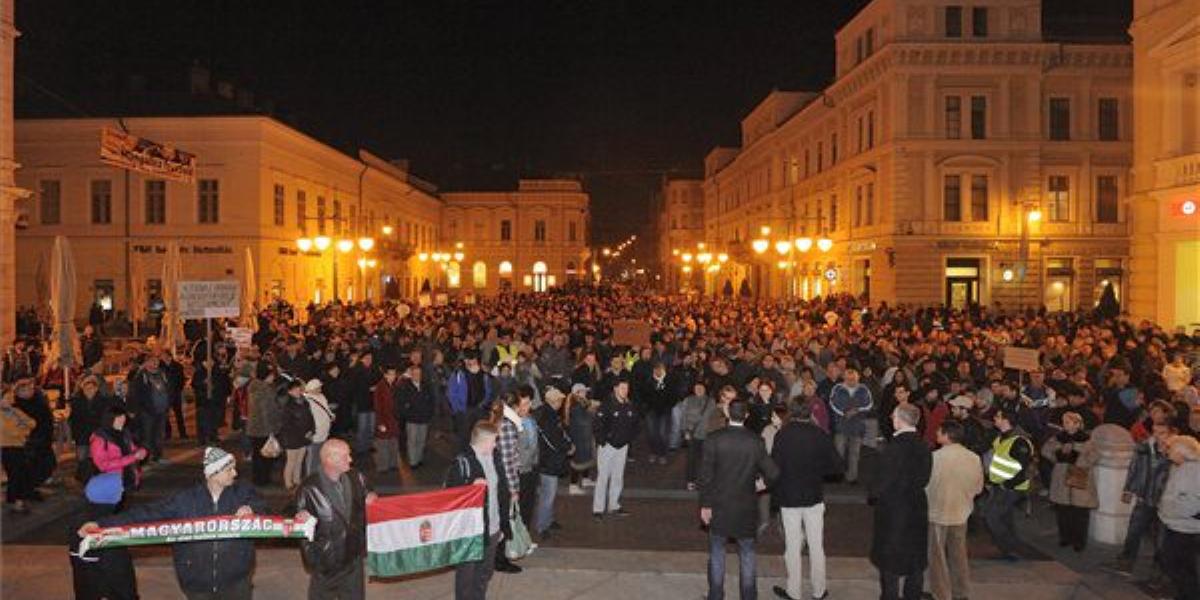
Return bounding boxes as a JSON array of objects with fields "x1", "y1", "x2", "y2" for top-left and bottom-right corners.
[
  {"x1": 381, "y1": 225, "x2": 394, "y2": 236},
  {"x1": 774, "y1": 240, "x2": 792, "y2": 256},
  {"x1": 313, "y1": 236, "x2": 332, "y2": 252},
  {"x1": 357, "y1": 237, "x2": 376, "y2": 252},
  {"x1": 336, "y1": 239, "x2": 354, "y2": 253},
  {"x1": 296, "y1": 237, "x2": 314, "y2": 253},
  {"x1": 794, "y1": 237, "x2": 813, "y2": 253},
  {"x1": 816, "y1": 237, "x2": 833, "y2": 253},
  {"x1": 751, "y1": 238, "x2": 769, "y2": 254},
  {"x1": 718, "y1": 253, "x2": 728, "y2": 264}
]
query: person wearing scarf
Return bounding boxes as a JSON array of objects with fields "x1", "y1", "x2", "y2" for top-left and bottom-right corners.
[
  {"x1": 1041, "y1": 411, "x2": 1098, "y2": 552},
  {"x1": 89, "y1": 406, "x2": 146, "y2": 491}
]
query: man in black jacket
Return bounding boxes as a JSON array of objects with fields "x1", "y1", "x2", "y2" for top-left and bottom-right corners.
[
  {"x1": 79, "y1": 447, "x2": 266, "y2": 599},
  {"x1": 869, "y1": 404, "x2": 932, "y2": 600},
  {"x1": 592, "y1": 377, "x2": 639, "y2": 519},
  {"x1": 445, "y1": 421, "x2": 510, "y2": 600},
  {"x1": 396, "y1": 362, "x2": 435, "y2": 468},
  {"x1": 699, "y1": 399, "x2": 780, "y2": 600},
  {"x1": 296, "y1": 438, "x2": 377, "y2": 600},
  {"x1": 771, "y1": 401, "x2": 842, "y2": 600}
]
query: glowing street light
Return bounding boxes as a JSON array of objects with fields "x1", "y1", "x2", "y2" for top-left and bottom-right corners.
[
  {"x1": 717, "y1": 253, "x2": 728, "y2": 263},
  {"x1": 357, "y1": 237, "x2": 375, "y2": 252},
  {"x1": 1027, "y1": 209, "x2": 1043, "y2": 223},
  {"x1": 682, "y1": 252, "x2": 693, "y2": 263},
  {"x1": 296, "y1": 237, "x2": 314, "y2": 253},
  {"x1": 1002, "y1": 268, "x2": 1015, "y2": 282},
  {"x1": 336, "y1": 239, "x2": 355, "y2": 253},
  {"x1": 752, "y1": 238, "x2": 769, "y2": 254},
  {"x1": 775, "y1": 240, "x2": 792, "y2": 255},
  {"x1": 313, "y1": 236, "x2": 332, "y2": 252},
  {"x1": 381, "y1": 225, "x2": 394, "y2": 236},
  {"x1": 816, "y1": 237, "x2": 833, "y2": 253},
  {"x1": 794, "y1": 237, "x2": 814, "y2": 253}
]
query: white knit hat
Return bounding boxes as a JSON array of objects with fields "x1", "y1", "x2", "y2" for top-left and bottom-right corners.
[{"x1": 203, "y1": 446, "x2": 235, "y2": 478}]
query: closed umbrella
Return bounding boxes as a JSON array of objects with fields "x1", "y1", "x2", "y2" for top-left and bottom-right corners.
[
  {"x1": 243, "y1": 247, "x2": 257, "y2": 331},
  {"x1": 48, "y1": 235, "x2": 79, "y2": 394},
  {"x1": 160, "y1": 242, "x2": 183, "y2": 358}
]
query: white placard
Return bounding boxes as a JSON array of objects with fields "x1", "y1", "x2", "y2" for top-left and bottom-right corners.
[
  {"x1": 226, "y1": 326, "x2": 253, "y2": 350},
  {"x1": 178, "y1": 281, "x2": 241, "y2": 320},
  {"x1": 1003, "y1": 346, "x2": 1041, "y2": 371}
]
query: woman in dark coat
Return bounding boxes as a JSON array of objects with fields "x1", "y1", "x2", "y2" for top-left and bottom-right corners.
[{"x1": 869, "y1": 404, "x2": 932, "y2": 600}]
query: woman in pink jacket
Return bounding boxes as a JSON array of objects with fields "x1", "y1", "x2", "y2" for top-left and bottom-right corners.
[{"x1": 89, "y1": 407, "x2": 146, "y2": 490}]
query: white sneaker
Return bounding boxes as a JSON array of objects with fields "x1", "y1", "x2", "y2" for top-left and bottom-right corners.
[
  {"x1": 568, "y1": 484, "x2": 585, "y2": 496},
  {"x1": 581, "y1": 477, "x2": 595, "y2": 488}
]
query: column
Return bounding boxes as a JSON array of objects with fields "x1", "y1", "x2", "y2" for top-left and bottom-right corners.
[
  {"x1": 0, "y1": 0, "x2": 27, "y2": 348},
  {"x1": 1089, "y1": 424, "x2": 1136, "y2": 545}
]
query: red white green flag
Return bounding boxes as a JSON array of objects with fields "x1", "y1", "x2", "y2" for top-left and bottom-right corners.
[{"x1": 366, "y1": 484, "x2": 486, "y2": 577}]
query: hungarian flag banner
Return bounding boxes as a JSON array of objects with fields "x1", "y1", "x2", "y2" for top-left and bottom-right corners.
[
  {"x1": 366, "y1": 484, "x2": 486, "y2": 577},
  {"x1": 79, "y1": 515, "x2": 315, "y2": 556}
]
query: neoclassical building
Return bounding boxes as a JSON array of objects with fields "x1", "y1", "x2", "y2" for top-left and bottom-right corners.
[
  {"x1": 1128, "y1": 0, "x2": 1200, "y2": 331},
  {"x1": 653, "y1": 178, "x2": 705, "y2": 291},
  {"x1": 703, "y1": 0, "x2": 1133, "y2": 310},
  {"x1": 440, "y1": 180, "x2": 591, "y2": 295},
  {"x1": 13, "y1": 116, "x2": 590, "y2": 322},
  {"x1": 0, "y1": 0, "x2": 24, "y2": 346}
]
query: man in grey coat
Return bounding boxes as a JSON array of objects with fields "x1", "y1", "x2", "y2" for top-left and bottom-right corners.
[{"x1": 699, "y1": 399, "x2": 780, "y2": 600}]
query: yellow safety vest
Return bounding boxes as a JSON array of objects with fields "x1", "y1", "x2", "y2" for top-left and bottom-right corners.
[
  {"x1": 496, "y1": 344, "x2": 519, "y2": 366},
  {"x1": 988, "y1": 434, "x2": 1031, "y2": 491}
]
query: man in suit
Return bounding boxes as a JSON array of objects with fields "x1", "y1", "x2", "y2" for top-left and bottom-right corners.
[
  {"x1": 700, "y1": 399, "x2": 780, "y2": 600},
  {"x1": 869, "y1": 404, "x2": 932, "y2": 600}
]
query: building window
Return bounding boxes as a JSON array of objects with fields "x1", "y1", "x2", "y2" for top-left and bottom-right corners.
[
  {"x1": 867, "y1": 111, "x2": 875, "y2": 149},
  {"x1": 273, "y1": 184, "x2": 285, "y2": 226},
  {"x1": 198, "y1": 179, "x2": 219, "y2": 224},
  {"x1": 816, "y1": 142, "x2": 823, "y2": 173},
  {"x1": 317, "y1": 196, "x2": 326, "y2": 234},
  {"x1": 473, "y1": 261, "x2": 487, "y2": 289},
  {"x1": 1047, "y1": 175, "x2": 1071, "y2": 222},
  {"x1": 972, "y1": 7, "x2": 988, "y2": 37},
  {"x1": 856, "y1": 37, "x2": 865, "y2": 64},
  {"x1": 970, "y1": 96, "x2": 986, "y2": 139},
  {"x1": 569, "y1": 221, "x2": 577, "y2": 242},
  {"x1": 865, "y1": 27, "x2": 874, "y2": 55},
  {"x1": 945, "y1": 96, "x2": 962, "y2": 139},
  {"x1": 943, "y1": 175, "x2": 962, "y2": 222},
  {"x1": 857, "y1": 117, "x2": 865, "y2": 152},
  {"x1": 830, "y1": 133, "x2": 838, "y2": 164},
  {"x1": 1096, "y1": 175, "x2": 1119, "y2": 223},
  {"x1": 91, "y1": 179, "x2": 112, "y2": 224},
  {"x1": 829, "y1": 195, "x2": 839, "y2": 231},
  {"x1": 447, "y1": 262, "x2": 461, "y2": 289},
  {"x1": 500, "y1": 219, "x2": 512, "y2": 241},
  {"x1": 1049, "y1": 98, "x2": 1071, "y2": 140},
  {"x1": 1098, "y1": 98, "x2": 1119, "y2": 141},
  {"x1": 866, "y1": 183, "x2": 875, "y2": 225},
  {"x1": 296, "y1": 191, "x2": 307, "y2": 234},
  {"x1": 349, "y1": 205, "x2": 357, "y2": 236},
  {"x1": 855, "y1": 186, "x2": 863, "y2": 228},
  {"x1": 804, "y1": 149, "x2": 811, "y2": 177},
  {"x1": 332, "y1": 200, "x2": 342, "y2": 236},
  {"x1": 970, "y1": 175, "x2": 988, "y2": 221},
  {"x1": 945, "y1": 6, "x2": 963, "y2": 38},
  {"x1": 534, "y1": 220, "x2": 546, "y2": 242},
  {"x1": 145, "y1": 180, "x2": 166, "y2": 224},
  {"x1": 39, "y1": 180, "x2": 61, "y2": 225},
  {"x1": 499, "y1": 261, "x2": 513, "y2": 275}
]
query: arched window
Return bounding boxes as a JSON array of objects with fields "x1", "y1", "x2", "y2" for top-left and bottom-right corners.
[
  {"x1": 498, "y1": 261, "x2": 513, "y2": 275},
  {"x1": 473, "y1": 261, "x2": 487, "y2": 289},
  {"x1": 532, "y1": 261, "x2": 547, "y2": 273},
  {"x1": 447, "y1": 262, "x2": 461, "y2": 288}
]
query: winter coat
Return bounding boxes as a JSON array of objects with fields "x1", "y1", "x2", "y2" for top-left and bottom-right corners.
[
  {"x1": 535, "y1": 405, "x2": 571, "y2": 477},
  {"x1": 444, "y1": 448, "x2": 512, "y2": 540},
  {"x1": 1042, "y1": 431, "x2": 1099, "y2": 508},
  {"x1": 517, "y1": 415, "x2": 540, "y2": 474},
  {"x1": 771, "y1": 420, "x2": 842, "y2": 508},
  {"x1": 89, "y1": 428, "x2": 143, "y2": 488},
  {"x1": 245, "y1": 379, "x2": 282, "y2": 438},
  {"x1": 567, "y1": 402, "x2": 595, "y2": 467},
  {"x1": 681, "y1": 394, "x2": 719, "y2": 441},
  {"x1": 296, "y1": 469, "x2": 371, "y2": 574},
  {"x1": 100, "y1": 481, "x2": 266, "y2": 595},
  {"x1": 869, "y1": 431, "x2": 932, "y2": 574},
  {"x1": 395, "y1": 377, "x2": 434, "y2": 424},
  {"x1": 594, "y1": 397, "x2": 639, "y2": 449},
  {"x1": 306, "y1": 392, "x2": 334, "y2": 443},
  {"x1": 698, "y1": 424, "x2": 779, "y2": 538},
  {"x1": 68, "y1": 391, "x2": 119, "y2": 446},
  {"x1": 279, "y1": 396, "x2": 315, "y2": 450},
  {"x1": 1122, "y1": 437, "x2": 1173, "y2": 506},
  {"x1": 373, "y1": 378, "x2": 399, "y2": 439},
  {"x1": 446, "y1": 369, "x2": 493, "y2": 415},
  {"x1": 1159, "y1": 461, "x2": 1200, "y2": 534}
]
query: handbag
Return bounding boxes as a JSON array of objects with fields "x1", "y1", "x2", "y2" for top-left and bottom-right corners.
[
  {"x1": 260, "y1": 434, "x2": 282, "y2": 458},
  {"x1": 504, "y1": 504, "x2": 536, "y2": 561},
  {"x1": 1065, "y1": 464, "x2": 1089, "y2": 489}
]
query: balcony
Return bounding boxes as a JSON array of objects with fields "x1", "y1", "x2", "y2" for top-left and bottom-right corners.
[{"x1": 1155, "y1": 152, "x2": 1200, "y2": 189}]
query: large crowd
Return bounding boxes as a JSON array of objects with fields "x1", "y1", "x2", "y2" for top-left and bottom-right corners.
[{"x1": 2, "y1": 288, "x2": 1199, "y2": 600}]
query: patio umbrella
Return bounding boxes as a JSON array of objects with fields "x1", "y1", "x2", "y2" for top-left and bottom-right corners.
[
  {"x1": 242, "y1": 247, "x2": 257, "y2": 331},
  {"x1": 160, "y1": 242, "x2": 183, "y2": 358},
  {"x1": 47, "y1": 235, "x2": 79, "y2": 393}
]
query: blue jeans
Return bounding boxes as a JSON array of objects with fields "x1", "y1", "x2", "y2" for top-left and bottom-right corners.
[
  {"x1": 646, "y1": 412, "x2": 671, "y2": 457},
  {"x1": 139, "y1": 412, "x2": 166, "y2": 459},
  {"x1": 670, "y1": 403, "x2": 684, "y2": 450},
  {"x1": 533, "y1": 473, "x2": 558, "y2": 534},
  {"x1": 355, "y1": 411, "x2": 376, "y2": 455},
  {"x1": 708, "y1": 531, "x2": 757, "y2": 600},
  {"x1": 1120, "y1": 501, "x2": 1161, "y2": 562}
]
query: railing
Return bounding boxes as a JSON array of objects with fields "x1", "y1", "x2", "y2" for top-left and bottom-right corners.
[{"x1": 1155, "y1": 152, "x2": 1200, "y2": 188}]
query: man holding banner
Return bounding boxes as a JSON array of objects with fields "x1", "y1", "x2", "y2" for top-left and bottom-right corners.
[
  {"x1": 445, "y1": 421, "x2": 510, "y2": 600},
  {"x1": 78, "y1": 447, "x2": 268, "y2": 600}
]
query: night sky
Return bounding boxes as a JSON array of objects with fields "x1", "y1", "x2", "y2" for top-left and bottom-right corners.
[{"x1": 14, "y1": 0, "x2": 1130, "y2": 247}]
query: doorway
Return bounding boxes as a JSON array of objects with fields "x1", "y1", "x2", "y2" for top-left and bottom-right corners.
[{"x1": 944, "y1": 258, "x2": 981, "y2": 309}]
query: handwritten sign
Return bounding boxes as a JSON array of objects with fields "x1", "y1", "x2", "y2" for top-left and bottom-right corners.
[
  {"x1": 178, "y1": 281, "x2": 241, "y2": 320},
  {"x1": 612, "y1": 319, "x2": 653, "y2": 347}
]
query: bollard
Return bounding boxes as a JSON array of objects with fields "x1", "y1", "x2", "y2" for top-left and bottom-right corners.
[{"x1": 1089, "y1": 424, "x2": 1136, "y2": 545}]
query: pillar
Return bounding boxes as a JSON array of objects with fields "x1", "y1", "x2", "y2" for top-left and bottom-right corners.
[
  {"x1": 1089, "y1": 424, "x2": 1136, "y2": 545},
  {"x1": 0, "y1": 0, "x2": 27, "y2": 348}
]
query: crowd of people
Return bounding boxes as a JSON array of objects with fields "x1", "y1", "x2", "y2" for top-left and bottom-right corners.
[{"x1": 2, "y1": 287, "x2": 1199, "y2": 600}]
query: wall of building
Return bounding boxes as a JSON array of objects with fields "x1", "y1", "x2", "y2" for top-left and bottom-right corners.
[
  {"x1": 0, "y1": 0, "x2": 22, "y2": 345},
  {"x1": 1128, "y1": 0, "x2": 1200, "y2": 330},
  {"x1": 703, "y1": 0, "x2": 1133, "y2": 310}
]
